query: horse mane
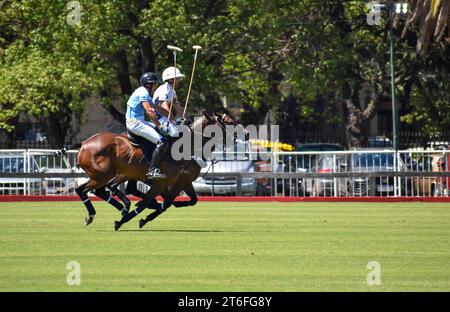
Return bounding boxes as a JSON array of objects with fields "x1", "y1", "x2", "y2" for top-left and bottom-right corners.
[
  {"x1": 190, "y1": 116, "x2": 205, "y2": 133},
  {"x1": 114, "y1": 136, "x2": 136, "y2": 160}
]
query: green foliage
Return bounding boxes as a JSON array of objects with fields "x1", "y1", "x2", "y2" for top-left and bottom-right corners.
[
  {"x1": 0, "y1": 0, "x2": 448, "y2": 142},
  {"x1": 0, "y1": 0, "x2": 120, "y2": 134}
]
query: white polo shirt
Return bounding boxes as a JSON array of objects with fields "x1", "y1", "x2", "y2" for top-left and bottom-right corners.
[
  {"x1": 152, "y1": 82, "x2": 180, "y2": 137},
  {"x1": 153, "y1": 82, "x2": 177, "y2": 106}
]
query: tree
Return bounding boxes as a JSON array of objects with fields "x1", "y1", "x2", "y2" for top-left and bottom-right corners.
[
  {"x1": 0, "y1": 1, "x2": 123, "y2": 146},
  {"x1": 0, "y1": 0, "x2": 448, "y2": 148},
  {"x1": 400, "y1": 0, "x2": 450, "y2": 54},
  {"x1": 345, "y1": 97, "x2": 377, "y2": 148}
]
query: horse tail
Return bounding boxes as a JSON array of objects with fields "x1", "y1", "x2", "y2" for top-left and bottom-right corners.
[{"x1": 55, "y1": 143, "x2": 82, "y2": 158}]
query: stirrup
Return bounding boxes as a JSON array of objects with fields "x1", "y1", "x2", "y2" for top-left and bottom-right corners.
[{"x1": 146, "y1": 168, "x2": 167, "y2": 180}]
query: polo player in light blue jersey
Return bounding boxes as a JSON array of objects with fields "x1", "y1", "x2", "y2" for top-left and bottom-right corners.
[{"x1": 125, "y1": 72, "x2": 171, "y2": 181}]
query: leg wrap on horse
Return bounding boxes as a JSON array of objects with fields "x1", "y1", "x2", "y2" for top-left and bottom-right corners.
[
  {"x1": 93, "y1": 188, "x2": 124, "y2": 211},
  {"x1": 111, "y1": 188, "x2": 131, "y2": 210},
  {"x1": 120, "y1": 201, "x2": 147, "y2": 224},
  {"x1": 76, "y1": 187, "x2": 96, "y2": 216},
  {"x1": 141, "y1": 208, "x2": 164, "y2": 227},
  {"x1": 173, "y1": 200, "x2": 196, "y2": 208}
]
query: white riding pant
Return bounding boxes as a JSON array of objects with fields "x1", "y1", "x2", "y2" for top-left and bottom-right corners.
[
  {"x1": 126, "y1": 119, "x2": 162, "y2": 144},
  {"x1": 158, "y1": 116, "x2": 180, "y2": 137}
]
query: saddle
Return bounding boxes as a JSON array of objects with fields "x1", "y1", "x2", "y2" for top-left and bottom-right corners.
[
  {"x1": 125, "y1": 130, "x2": 178, "y2": 165},
  {"x1": 126, "y1": 130, "x2": 156, "y2": 164},
  {"x1": 126, "y1": 130, "x2": 145, "y2": 147}
]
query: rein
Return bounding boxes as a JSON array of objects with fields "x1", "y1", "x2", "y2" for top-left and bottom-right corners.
[
  {"x1": 188, "y1": 116, "x2": 228, "y2": 178},
  {"x1": 200, "y1": 158, "x2": 221, "y2": 180}
]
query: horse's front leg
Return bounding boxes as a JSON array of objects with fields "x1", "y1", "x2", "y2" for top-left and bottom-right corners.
[
  {"x1": 114, "y1": 184, "x2": 162, "y2": 231},
  {"x1": 75, "y1": 180, "x2": 99, "y2": 226},
  {"x1": 106, "y1": 176, "x2": 132, "y2": 216},
  {"x1": 173, "y1": 182, "x2": 198, "y2": 208},
  {"x1": 138, "y1": 184, "x2": 184, "y2": 229},
  {"x1": 138, "y1": 208, "x2": 165, "y2": 229},
  {"x1": 125, "y1": 179, "x2": 146, "y2": 199}
]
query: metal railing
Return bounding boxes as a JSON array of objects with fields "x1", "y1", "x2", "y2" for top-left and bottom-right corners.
[
  {"x1": 189, "y1": 149, "x2": 449, "y2": 197},
  {"x1": 0, "y1": 149, "x2": 449, "y2": 197},
  {"x1": 0, "y1": 149, "x2": 80, "y2": 195}
]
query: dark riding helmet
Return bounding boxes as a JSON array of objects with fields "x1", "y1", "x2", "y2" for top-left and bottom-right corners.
[{"x1": 140, "y1": 72, "x2": 160, "y2": 87}]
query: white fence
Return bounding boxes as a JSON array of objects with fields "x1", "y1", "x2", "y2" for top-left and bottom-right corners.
[
  {"x1": 0, "y1": 149, "x2": 449, "y2": 197},
  {"x1": 0, "y1": 149, "x2": 80, "y2": 195},
  {"x1": 191, "y1": 149, "x2": 449, "y2": 197},
  {"x1": 269, "y1": 150, "x2": 449, "y2": 197}
]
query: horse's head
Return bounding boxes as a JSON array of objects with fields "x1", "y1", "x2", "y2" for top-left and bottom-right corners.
[
  {"x1": 190, "y1": 109, "x2": 249, "y2": 146},
  {"x1": 185, "y1": 110, "x2": 251, "y2": 162},
  {"x1": 190, "y1": 110, "x2": 218, "y2": 133},
  {"x1": 212, "y1": 111, "x2": 250, "y2": 142}
]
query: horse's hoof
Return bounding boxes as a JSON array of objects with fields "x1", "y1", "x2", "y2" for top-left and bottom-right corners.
[
  {"x1": 139, "y1": 219, "x2": 145, "y2": 229},
  {"x1": 84, "y1": 216, "x2": 94, "y2": 226},
  {"x1": 114, "y1": 221, "x2": 122, "y2": 231}
]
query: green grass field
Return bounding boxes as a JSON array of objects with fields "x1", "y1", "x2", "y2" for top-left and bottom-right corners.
[{"x1": 0, "y1": 201, "x2": 449, "y2": 291}]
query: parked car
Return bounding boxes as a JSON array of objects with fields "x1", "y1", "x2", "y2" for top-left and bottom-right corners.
[
  {"x1": 254, "y1": 143, "x2": 343, "y2": 196},
  {"x1": 295, "y1": 143, "x2": 343, "y2": 196},
  {"x1": 308, "y1": 154, "x2": 348, "y2": 196},
  {"x1": 0, "y1": 153, "x2": 38, "y2": 195},
  {"x1": 411, "y1": 152, "x2": 449, "y2": 196},
  {"x1": 436, "y1": 154, "x2": 449, "y2": 196},
  {"x1": 30, "y1": 153, "x2": 76, "y2": 195},
  {"x1": 295, "y1": 143, "x2": 343, "y2": 152},
  {"x1": 254, "y1": 159, "x2": 284, "y2": 196},
  {"x1": 193, "y1": 142, "x2": 256, "y2": 196},
  {"x1": 368, "y1": 136, "x2": 392, "y2": 148},
  {"x1": 348, "y1": 152, "x2": 407, "y2": 196},
  {"x1": 0, "y1": 152, "x2": 76, "y2": 195}
]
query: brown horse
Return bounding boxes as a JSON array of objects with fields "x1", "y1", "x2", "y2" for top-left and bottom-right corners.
[
  {"x1": 113, "y1": 111, "x2": 242, "y2": 230},
  {"x1": 70, "y1": 111, "x2": 239, "y2": 227}
]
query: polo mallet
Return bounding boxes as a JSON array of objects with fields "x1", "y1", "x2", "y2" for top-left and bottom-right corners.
[
  {"x1": 166, "y1": 45, "x2": 182, "y2": 124},
  {"x1": 183, "y1": 45, "x2": 202, "y2": 118}
]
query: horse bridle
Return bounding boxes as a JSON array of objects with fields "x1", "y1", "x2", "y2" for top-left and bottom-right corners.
[
  {"x1": 219, "y1": 113, "x2": 237, "y2": 126},
  {"x1": 189, "y1": 115, "x2": 228, "y2": 140},
  {"x1": 188, "y1": 114, "x2": 235, "y2": 157},
  {"x1": 198, "y1": 114, "x2": 242, "y2": 179}
]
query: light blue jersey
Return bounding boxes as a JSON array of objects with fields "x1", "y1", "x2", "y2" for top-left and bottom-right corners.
[{"x1": 126, "y1": 86, "x2": 154, "y2": 121}]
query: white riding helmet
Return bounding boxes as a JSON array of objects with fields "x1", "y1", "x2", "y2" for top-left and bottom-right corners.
[{"x1": 162, "y1": 67, "x2": 185, "y2": 82}]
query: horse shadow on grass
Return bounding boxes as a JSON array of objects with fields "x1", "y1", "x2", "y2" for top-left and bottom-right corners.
[{"x1": 94, "y1": 228, "x2": 247, "y2": 233}]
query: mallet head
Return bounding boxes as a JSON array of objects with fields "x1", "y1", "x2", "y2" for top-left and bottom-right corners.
[{"x1": 167, "y1": 45, "x2": 183, "y2": 52}]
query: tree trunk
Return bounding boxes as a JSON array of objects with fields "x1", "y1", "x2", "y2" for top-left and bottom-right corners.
[
  {"x1": 40, "y1": 97, "x2": 75, "y2": 148},
  {"x1": 116, "y1": 49, "x2": 133, "y2": 96},
  {"x1": 102, "y1": 102, "x2": 126, "y2": 126},
  {"x1": 41, "y1": 113, "x2": 69, "y2": 148}
]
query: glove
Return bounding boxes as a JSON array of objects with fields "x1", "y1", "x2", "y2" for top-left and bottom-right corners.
[
  {"x1": 158, "y1": 125, "x2": 170, "y2": 138},
  {"x1": 176, "y1": 117, "x2": 187, "y2": 126}
]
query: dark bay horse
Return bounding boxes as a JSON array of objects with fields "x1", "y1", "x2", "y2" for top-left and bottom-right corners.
[
  {"x1": 69, "y1": 111, "x2": 239, "y2": 227},
  {"x1": 124, "y1": 112, "x2": 246, "y2": 230},
  {"x1": 113, "y1": 112, "x2": 241, "y2": 230}
]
